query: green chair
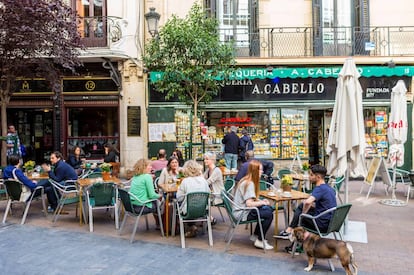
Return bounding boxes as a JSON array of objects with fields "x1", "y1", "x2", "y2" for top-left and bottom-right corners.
[
  {"x1": 388, "y1": 168, "x2": 412, "y2": 202},
  {"x1": 85, "y1": 182, "x2": 119, "y2": 232},
  {"x1": 221, "y1": 190, "x2": 266, "y2": 253},
  {"x1": 214, "y1": 178, "x2": 235, "y2": 222},
  {"x1": 330, "y1": 176, "x2": 345, "y2": 203},
  {"x1": 118, "y1": 188, "x2": 164, "y2": 243},
  {"x1": 292, "y1": 203, "x2": 353, "y2": 271},
  {"x1": 154, "y1": 169, "x2": 163, "y2": 178},
  {"x1": 49, "y1": 179, "x2": 86, "y2": 224},
  {"x1": 0, "y1": 179, "x2": 7, "y2": 199},
  {"x1": 2, "y1": 179, "x2": 47, "y2": 225},
  {"x1": 176, "y1": 192, "x2": 213, "y2": 249}
]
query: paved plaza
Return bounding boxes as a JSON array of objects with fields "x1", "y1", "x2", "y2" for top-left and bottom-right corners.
[{"x1": 0, "y1": 179, "x2": 413, "y2": 274}]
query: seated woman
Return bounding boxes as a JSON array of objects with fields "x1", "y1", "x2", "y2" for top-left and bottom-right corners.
[
  {"x1": 157, "y1": 156, "x2": 181, "y2": 186},
  {"x1": 233, "y1": 159, "x2": 274, "y2": 250},
  {"x1": 203, "y1": 151, "x2": 224, "y2": 224},
  {"x1": 103, "y1": 143, "x2": 119, "y2": 163},
  {"x1": 171, "y1": 149, "x2": 184, "y2": 167},
  {"x1": 176, "y1": 160, "x2": 210, "y2": 237},
  {"x1": 129, "y1": 158, "x2": 163, "y2": 222},
  {"x1": 67, "y1": 146, "x2": 84, "y2": 175}
]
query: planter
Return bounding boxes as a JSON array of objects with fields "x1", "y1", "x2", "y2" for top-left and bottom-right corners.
[
  {"x1": 102, "y1": 171, "x2": 111, "y2": 181},
  {"x1": 282, "y1": 185, "x2": 292, "y2": 192}
]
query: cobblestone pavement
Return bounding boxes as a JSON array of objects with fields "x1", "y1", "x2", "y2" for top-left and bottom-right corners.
[{"x1": 0, "y1": 179, "x2": 413, "y2": 274}]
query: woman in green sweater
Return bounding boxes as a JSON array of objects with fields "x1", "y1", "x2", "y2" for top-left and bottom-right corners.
[{"x1": 129, "y1": 158, "x2": 162, "y2": 214}]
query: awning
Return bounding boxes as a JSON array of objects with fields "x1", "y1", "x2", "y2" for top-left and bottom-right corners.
[{"x1": 150, "y1": 66, "x2": 414, "y2": 82}]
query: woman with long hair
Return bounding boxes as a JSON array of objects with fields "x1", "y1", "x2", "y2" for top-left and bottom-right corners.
[
  {"x1": 157, "y1": 156, "x2": 181, "y2": 186},
  {"x1": 233, "y1": 159, "x2": 274, "y2": 250}
]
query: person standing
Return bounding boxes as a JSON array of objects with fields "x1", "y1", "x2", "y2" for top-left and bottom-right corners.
[
  {"x1": 239, "y1": 129, "x2": 254, "y2": 162},
  {"x1": 6, "y1": 125, "x2": 21, "y2": 157},
  {"x1": 233, "y1": 159, "x2": 274, "y2": 250},
  {"x1": 222, "y1": 126, "x2": 240, "y2": 171}
]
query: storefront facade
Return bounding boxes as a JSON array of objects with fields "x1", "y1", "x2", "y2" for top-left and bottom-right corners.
[
  {"x1": 7, "y1": 69, "x2": 120, "y2": 163},
  {"x1": 148, "y1": 66, "x2": 414, "y2": 171}
]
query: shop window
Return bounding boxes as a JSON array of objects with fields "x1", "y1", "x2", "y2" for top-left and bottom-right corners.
[
  {"x1": 364, "y1": 107, "x2": 388, "y2": 158},
  {"x1": 67, "y1": 107, "x2": 118, "y2": 159}
]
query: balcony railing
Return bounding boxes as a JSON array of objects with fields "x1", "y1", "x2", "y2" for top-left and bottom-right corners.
[
  {"x1": 78, "y1": 16, "x2": 124, "y2": 48},
  {"x1": 219, "y1": 26, "x2": 414, "y2": 58}
]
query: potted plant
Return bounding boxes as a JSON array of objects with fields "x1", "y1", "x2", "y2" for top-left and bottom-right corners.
[
  {"x1": 217, "y1": 159, "x2": 226, "y2": 173},
  {"x1": 99, "y1": 162, "x2": 112, "y2": 180},
  {"x1": 280, "y1": 175, "x2": 294, "y2": 192},
  {"x1": 23, "y1": 160, "x2": 36, "y2": 174},
  {"x1": 302, "y1": 162, "x2": 310, "y2": 174}
]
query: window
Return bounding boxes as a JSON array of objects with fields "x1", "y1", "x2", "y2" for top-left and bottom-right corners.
[
  {"x1": 72, "y1": 0, "x2": 107, "y2": 45},
  {"x1": 313, "y1": 0, "x2": 369, "y2": 56}
]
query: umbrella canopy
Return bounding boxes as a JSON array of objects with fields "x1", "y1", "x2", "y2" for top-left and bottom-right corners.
[
  {"x1": 327, "y1": 58, "x2": 367, "y2": 178},
  {"x1": 387, "y1": 80, "x2": 408, "y2": 168}
]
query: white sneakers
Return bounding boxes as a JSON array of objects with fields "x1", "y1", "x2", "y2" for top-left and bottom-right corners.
[{"x1": 254, "y1": 239, "x2": 274, "y2": 250}]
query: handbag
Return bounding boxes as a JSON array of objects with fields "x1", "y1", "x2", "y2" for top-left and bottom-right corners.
[{"x1": 12, "y1": 168, "x2": 32, "y2": 202}]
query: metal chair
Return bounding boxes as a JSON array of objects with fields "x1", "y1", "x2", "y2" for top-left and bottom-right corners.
[
  {"x1": 118, "y1": 188, "x2": 164, "y2": 243},
  {"x1": 388, "y1": 168, "x2": 412, "y2": 202},
  {"x1": 221, "y1": 190, "x2": 266, "y2": 253},
  {"x1": 292, "y1": 203, "x2": 353, "y2": 271},
  {"x1": 85, "y1": 182, "x2": 119, "y2": 232},
  {"x1": 2, "y1": 179, "x2": 47, "y2": 225},
  {"x1": 213, "y1": 178, "x2": 235, "y2": 222},
  {"x1": 328, "y1": 175, "x2": 345, "y2": 203},
  {"x1": 49, "y1": 179, "x2": 85, "y2": 224},
  {"x1": 176, "y1": 191, "x2": 213, "y2": 248}
]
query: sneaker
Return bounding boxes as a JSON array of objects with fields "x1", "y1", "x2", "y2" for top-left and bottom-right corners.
[
  {"x1": 285, "y1": 244, "x2": 303, "y2": 255},
  {"x1": 249, "y1": 235, "x2": 258, "y2": 242},
  {"x1": 274, "y1": 230, "x2": 290, "y2": 239},
  {"x1": 47, "y1": 206, "x2": 55, "y2": 213},
  {"x1": 254, "y1": 239, "x2": 274, "y2": 250}
]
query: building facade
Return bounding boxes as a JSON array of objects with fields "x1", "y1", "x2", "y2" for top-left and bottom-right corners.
[
  {"x1": 5, "y1": 0, "x2": 414, "y2": 172},
  {"x1": 146, "y1": 0, "x2": 414, "y2": 171}
]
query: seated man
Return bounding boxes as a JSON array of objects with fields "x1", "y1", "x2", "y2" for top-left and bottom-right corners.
[
  {"x1": 2, "y1": 154, "x2": 54, "y2": 201},
  {"x1": 235, "y1": 150, "x2": 274, "y2": 184},
  {"x1": 275, "y1": 164, "x2": 336, "y2": 251},
  {"x1": 38, "y1": 151, "x2": 78, "y2": 211},
  {"x1": 151, "y1": 149, "x2": 168, "y2": 173}
]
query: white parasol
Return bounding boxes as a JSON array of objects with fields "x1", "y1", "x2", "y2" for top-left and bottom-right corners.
[
  {"x1": 327, "y1": 58, "x2": 368, "y2": 186},
  {"x1": 381, "y1": 80, "x2": 408, "y2": 206}
]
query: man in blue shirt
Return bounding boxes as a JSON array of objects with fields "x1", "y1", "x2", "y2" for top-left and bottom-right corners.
[
  {"x1": 38, "y1": 151, "x2": 78, "y2": 211},
  {"x1": 276, "y1": 164, "x2": 336, "y2": 239},
  {"x1": 222, "y1": 126, "x2": 240, "y2": 171}
]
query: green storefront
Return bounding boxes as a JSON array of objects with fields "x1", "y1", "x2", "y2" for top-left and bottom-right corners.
[{"x1": 148, "y1": 66, "x2": 414, "y2": 171}]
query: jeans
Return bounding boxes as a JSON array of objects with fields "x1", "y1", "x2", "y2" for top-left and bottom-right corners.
[
  {"x1": 247, "y1": 205, "x2": 274, "y2": 241},
  {"x1": 224, "y1": 153, "x2": 238, "y2": 170}
]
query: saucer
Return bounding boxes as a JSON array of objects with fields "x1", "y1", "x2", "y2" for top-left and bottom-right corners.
[
  {"x1": 267, "y1": 192, "x2": 276, "y2": 196},
  {"x1": 282, "y1": 192, "x2": 292, "y2": 198}
]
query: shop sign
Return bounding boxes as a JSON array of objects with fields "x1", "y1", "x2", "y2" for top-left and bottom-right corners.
[
  {"x1": 63, "y1": 78, "x2": 118, "y2": 93},
  {"x1": 150, "y1": 66, "x2": 414, "y2": 82},
  {"x1": 149, "y1": 76, "x2": 410, "y2": 102},
  {"x1": 14, "y1": 79, "x2": 52, "y2": 93}
]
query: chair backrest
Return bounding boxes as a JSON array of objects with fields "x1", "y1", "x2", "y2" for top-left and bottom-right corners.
[
  {"x1": 224, "y1": 178, "x2": 235, "y2": 192},
  {"x1": 221, "y1": 190, "x2": 238, "y2": 225},
  {"x1": 4, "y1": 179, "x2": 22, "y2": 201},
  {"x1": 89, "y1": 182, "x2": 115, "y2": 206},
  {"x1": 327, "y1": 203, "x2": 352, "y2": 233},
  {"x1": 154, "y1": 169, "x2": 163, "y2": 178},
  {"x1": 277, "y1": 168, "x2": 294, "y2": 180},
  {"x1": 183, "y1": 192, "x2": 210, "y2": 219},
  {"x1": 118, "y1": 188, "x2": 135, "y2": 214},
  {"x1": 259, "y1": 180, "x2": 274, "y2": 191},
  {"x1": 334, "y1": 176, "x2": 345, "y2": 191}
]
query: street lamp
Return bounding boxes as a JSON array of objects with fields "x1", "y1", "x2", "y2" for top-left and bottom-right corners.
[{"x1": 144, "y1": 7, "x2": 160, "y2": 38}]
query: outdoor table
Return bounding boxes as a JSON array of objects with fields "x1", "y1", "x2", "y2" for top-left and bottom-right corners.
[
  {"x1": 158, "y1": 183, "x2": 178, "y2": 237},
  {"x1": 222, "y1": 170, "x2": 238, "y2": 180},
  {"x1": 258, "y1": 189, "x2": 309, "y2": 251},
  {"x1": 28, "y1": 173, "x2": 49, "y2": 181},
  {"x1": 77, "y1": 176, "x2": 122, "y2": 225}
]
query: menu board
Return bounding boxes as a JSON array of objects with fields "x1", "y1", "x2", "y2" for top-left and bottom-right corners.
[
  {"x1": 148, "y1": 123, "x2": 176, "y2": 142},
  {"x1": 127, "y1": 106, "x2": 141, "y2": 136}
]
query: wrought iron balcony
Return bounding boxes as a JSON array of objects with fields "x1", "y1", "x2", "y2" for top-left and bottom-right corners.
[
  {"x1": 78, "y1": 16, "x2": 124, "y2": 48},
  {"x1": 219, "y1": 26, "x2": 414, "y2": 58}
]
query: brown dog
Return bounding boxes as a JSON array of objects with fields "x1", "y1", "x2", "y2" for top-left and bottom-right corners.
[{"x1": 289, "y1": 227, "x2": 358, "y2": 275}]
